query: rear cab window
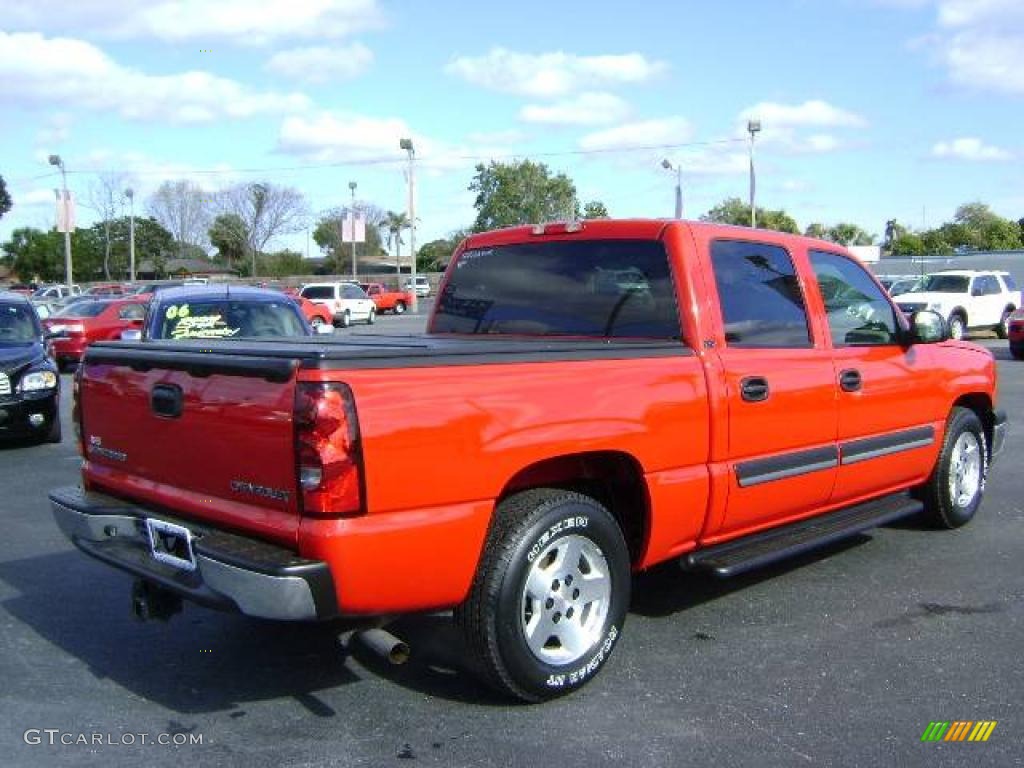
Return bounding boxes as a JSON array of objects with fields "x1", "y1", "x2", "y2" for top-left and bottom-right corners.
[
  {"x1": 154, "y1": 300, "x2": 308, "y2": 339},
  {"x1": 431, "y1": 239, "x2": 681, "y2": 339}
]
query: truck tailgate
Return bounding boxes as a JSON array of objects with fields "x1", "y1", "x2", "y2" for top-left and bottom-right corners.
[{"x1": 79, "y1": 350, "x2": 302, "y2": 547}]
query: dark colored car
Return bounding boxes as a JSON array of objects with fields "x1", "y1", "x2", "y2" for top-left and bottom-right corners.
[
  {"x1": 1009, "y1": 308, "x2": 1024, "y2": 360},
  {"x1": 140, "y1": 285, "x2": 320, "y2": 340},
  {"x1": 0, "y1": 291, "x2": 61, "y2": 443}
]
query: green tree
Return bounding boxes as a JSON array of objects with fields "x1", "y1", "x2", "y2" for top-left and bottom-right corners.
[
  {"x1": 804, "y1": 222, "x2": 828, "y2": 239},
  {"x1": 0, "y1": 175, "x2": 11, "y2": 221},
  {"x1": 313, "y1": 204, "x2": 386, "y2": 273},
  {"x1": 381, "y1": 211, "x2": 410, "y2": 272},
  {"x1": 700, "y1": 197, "x2": 799, "y2": 233},
  {"x1": 827, "y1": 222, "x2": 874, "y2": 246},
  {"x1": 417, "y1": 230, "x2": 468, "y2": 271},
  {"x1": 469, "y1": 160, "x2": 579, "y2": 231},
  {"x1": 3, "y1": 227, "x2": 64, "y2": 282},
  {"x1": 583, "y1": 200, "x2": 610, "y2": 219},
  {"x1": 260, "y1": 249, "x2": 305, "y2": 278},
  {"x1": 889, "y1": 230, "x2": 925, "y2": 256},
  {"x1": 209, "y1": 213, "x2": 249, "y2": 270}
]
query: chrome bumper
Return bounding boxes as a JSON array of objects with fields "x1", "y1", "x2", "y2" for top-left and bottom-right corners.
[{"x1": 49, "y1": 486, "x2": 338, "y2": 621}]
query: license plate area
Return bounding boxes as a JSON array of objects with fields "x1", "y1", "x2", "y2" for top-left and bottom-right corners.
[{"x1": 144, "y1": 518, "x2": 196, "y2": 572}]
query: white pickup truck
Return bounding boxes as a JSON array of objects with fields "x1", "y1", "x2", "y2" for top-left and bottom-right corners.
[{"x1": 892, "y1": 270, "x2": 1020, "y2": 340}]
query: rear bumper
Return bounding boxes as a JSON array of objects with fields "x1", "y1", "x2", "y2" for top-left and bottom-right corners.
[
  {"x1": 49, "y1": 486, "x2": 338, "y2": 621},
  {"x1": 991, "y1": 409, "x2": 1008, "y2": 465}
]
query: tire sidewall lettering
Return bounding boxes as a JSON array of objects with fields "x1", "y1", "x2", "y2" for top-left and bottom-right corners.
[{"x1": 526, "y1": 515, "x2": 589, "y2": 563}]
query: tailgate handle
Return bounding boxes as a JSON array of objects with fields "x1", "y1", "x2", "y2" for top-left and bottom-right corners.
[{"x1": 151, "y1": 384, "x2": 184, "y2": 418}]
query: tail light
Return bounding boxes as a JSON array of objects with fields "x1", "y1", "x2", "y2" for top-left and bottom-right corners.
[
  {"x1": 71, "y1": 366, "x2": 85, "y2": 457},
  {"x1": 294, "y1": 382, "x2": 364, "y2": 517},
  {"x1": 64, "y1": 323, "x2": 85, "y2": 335}
]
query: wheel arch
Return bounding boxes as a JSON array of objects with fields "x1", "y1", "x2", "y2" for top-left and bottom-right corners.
[
  {"x1": 952, "y1": 392, "x2": 995, "y2": 458},
  {"x1": 497, "y1": 451, "x2": 650, "y2": 565}
]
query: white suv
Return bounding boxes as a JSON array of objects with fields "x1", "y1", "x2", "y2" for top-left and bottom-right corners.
[
  {"x1": 403, "y1": 275, "x2": 431, "y2": 298},
  {"x1": 299, "y1": 282, "x2": 376, "y2": 327},
  {"x1": 892, "y1": 270, "x2": 1020, "y2": 340}
]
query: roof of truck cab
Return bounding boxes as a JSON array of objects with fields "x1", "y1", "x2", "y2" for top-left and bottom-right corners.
[
  {"x1": 461, "y1": 218, "x2": 852, "y2": 253},
  {"x1": 153, "y1": 285, "x2": 293, "y2": 302}
]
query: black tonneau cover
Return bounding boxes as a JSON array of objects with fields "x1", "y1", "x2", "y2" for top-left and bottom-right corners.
[{"x1": 85, "y1": 335, "x2": 692, "y2": 377}]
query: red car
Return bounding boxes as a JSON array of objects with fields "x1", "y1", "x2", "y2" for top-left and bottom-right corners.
[
  {"x1": 360, "y1": 282, "x2": 415, "y2": 314},
  {"x1": 43, "y1": 298, "x2": 149, "y2": 370},
  {"x1": 1009, "y1": 308, "x2": 1024, "y2": 360},
  {"x1": 296, "y1": 295, "x2": 332, "y2": 328}
]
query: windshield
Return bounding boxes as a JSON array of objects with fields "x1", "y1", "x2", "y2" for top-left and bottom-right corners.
[
  {"x1": 914, "y1": 275, "x2": 969, "y2": 293},
  {"x1": 152, "y1": 299, "x2": 308, "y2": 339},
  {"x1": 431, "y1": 239, "x2": 680, "y2": 339},
  {"x1": 0, "y1": 302, "x2": 41, "y2": 343}
]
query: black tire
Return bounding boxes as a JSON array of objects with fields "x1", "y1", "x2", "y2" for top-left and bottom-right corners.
[
  {"x1": 394, "y1": 301, "x2": 405, "y2": 315},
  {"x1": 1012, "y1": 345, "x2": 1024, "y2": 361},
  {"x1": 948, "y1": 313, "x2": 966, "y2": 341},
  {"x1": 366, "y1": 308, "x2": 376, "y2": 325},
  {"x1": 918, "y1": 407, "x2": 987, "y2": 529},
  {"x1": 995, "y1": 309, "x2": 1012, "y2": 339},
  {"x1": 45, "y1": 415, "x2": 62, "y2": 444},
  {"x1": 310, "y1": 315, "x2": 325, "y2": 329},
  {"x1": 455, "y1": 489, "x2": 630, "y2": 702},
  {"x1": 337, "y1": 310, "x2": 351, "y2": 329}
]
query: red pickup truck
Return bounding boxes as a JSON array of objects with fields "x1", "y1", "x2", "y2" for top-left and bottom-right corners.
[
  {"x1": 50, "y1": 220, "x2": 1006, "y2": 701},
  {"x1": 360, "y1": 282, "x2": 414, "y2": 314}
]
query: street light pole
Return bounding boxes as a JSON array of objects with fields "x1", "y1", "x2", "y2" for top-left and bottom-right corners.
[
  {"x1": 49, "y1": 154, "x2": 73, "y2": 292},
  {"x1": 747, "y1": 119, "x2": 761, "y2": 228},
  {"x1": 660, "y1": 159, "x2": 683, "y2": 219},
  {"x1": 349, "y1": 181, "x2": 358, "y2": 281},
  {"x1": 124, "y1": 187, "x2": 136, "y2": 282},
  {"x1": 399, "y1": 138, "x2": 417, "y2": 313}
]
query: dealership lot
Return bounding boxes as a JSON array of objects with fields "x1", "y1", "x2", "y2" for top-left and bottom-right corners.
[{"x1": 1, "y1": 320, "x2": 1020, "y2": 767}]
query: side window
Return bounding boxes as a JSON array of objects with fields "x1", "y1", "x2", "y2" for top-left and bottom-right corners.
[
  {"x1": 983, "y1": 276, "x2": 1001, "y2": 295},
  {"x1": 710, "y1": 240, "x2": 811, "y2": 348},
  {"x1": 118, "y1": 304, "x2": 145, "y2": 320},
  {"x1": 809, "y1": 250, "x2": 898, "y2": 346},
  {"x1": 1000, "y1": 274, "x2": 1017, "y2": 291},
  {"x1": 343, "y1": 285, "x2": 365, "y2": 299}
]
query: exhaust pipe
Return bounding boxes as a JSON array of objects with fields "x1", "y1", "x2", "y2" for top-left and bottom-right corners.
[
  {"x1": 354, "y1": 627, "x2": 410, "y2": 665},
  {"x1": 131, "y1": 579, "x2": 183, "y2": 622}
]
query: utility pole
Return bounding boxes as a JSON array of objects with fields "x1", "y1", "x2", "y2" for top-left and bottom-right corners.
[
  {"x1": 399, "y1": 138, "x2": 418, "y2": 313},
  {"x1": 49, "y1": 154, "x2": 73, "y2": 291},
  {"x1": 747, "y1": 119, "x2": 761, "y2": 228},
  {"x1": 125, "y1": 187, "x2": 136, "y2": 282},
  {"x1": 661, "y1": 159, "x2": 683, "y2": 218},
  {"x1": 349, "y1": 181, "x2": 358, "y2": 281}
]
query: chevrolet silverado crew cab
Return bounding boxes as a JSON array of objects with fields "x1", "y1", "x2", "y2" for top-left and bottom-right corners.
[
  {"x1": 51, "y1": 220, "x2": 1007, "y2": 701},
  {"x1": 891, "y1": 269, "x2": 1020, "y2": 341}
]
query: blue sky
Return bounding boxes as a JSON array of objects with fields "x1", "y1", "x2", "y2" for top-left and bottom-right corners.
[{"x1": 2, "y1": 0, "x2": 1022, "y2": 259}]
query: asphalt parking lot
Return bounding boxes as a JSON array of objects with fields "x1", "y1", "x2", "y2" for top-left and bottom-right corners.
[{"x1": 0, "y1": 317, "x2": 1020, "y2": 767}]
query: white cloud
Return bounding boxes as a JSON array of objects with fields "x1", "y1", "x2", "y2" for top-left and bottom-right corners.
[
  {"x1": 446, "y1": 48, "x2": 666, "y2": 98},
  {"x1": 579, "y1": 118, "x2": 693, "y2": 151},
  {"x1": 4, "y1": 0, "x2": 383, "y2": 45},
  {"x1": 936, "y1": 0, "x2": 1024, "y2": 28},
  {"x1": 519, "y1": 93, "x2": 630, "y2": 126},
  {"x1": 35, "y1": 113, "x2": 73, "y2": 147},
  {"x1": 932, "y1": 137, "x2": 1012, "y2": 160},
  {"x1": 0, "y1": 32, "x2": 309, "y2": 123},
  {"x1": 277, "y1": 112, "x2": 421, "y2": 161},
  {"x1": 739, "y1": 100, "x2": 867, "y2": 128},
  {"x1": 265, "y1": 43, "x2": 374, "y2": 84}
]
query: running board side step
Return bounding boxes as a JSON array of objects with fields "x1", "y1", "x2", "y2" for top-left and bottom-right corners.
[{"x1": 683, "y1": 494, "x2": 923, "y2": 578}]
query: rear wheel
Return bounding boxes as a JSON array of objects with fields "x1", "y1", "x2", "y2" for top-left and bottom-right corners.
[
  {"x1": 948, "y1": 313, "x2": 966, "y2": 341},
  {"x1": 336, "y1": 310, "x2": 351, "y2": 329},
  {"x1": 45, "y1": 414, "x2": 62, "y2": 444},
  {"x1": 1012, "y1": 345, "x2": 1024, "y2": 361},
  {"x1": 310, "y1": 315, "x2": 325, "y2": 328},
  {"x1": 393, "y1": 301, "x2": 406, "y2": 315},
  {"x1": 995, "y1": 309, "x2": 1012, "y2": 339},
  {"x1": 918, "y1": 407, "x2": 987, "y2": 528},
  {"x1": 455, "y1": 489, "x2": 630, "y2": 702},
  {"x1": 366, "y1": 308, "x2": 376, "y2": 325}
]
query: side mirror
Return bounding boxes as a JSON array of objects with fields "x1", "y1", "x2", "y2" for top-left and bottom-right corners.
[
  {"x1": 314, "y1": 324, "x2": 335, "y2": 335},
  {"x1": 120, "y1": 329, "x2": 143, "y2": 342},
  {"x1": 908, "y1": 310, "x2": 947, "y2": 344}
]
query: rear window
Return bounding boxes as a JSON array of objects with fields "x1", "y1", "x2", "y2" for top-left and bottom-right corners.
[
  {"x1": 431, "y1": 240, "x2": 680, "y2": 339},
  {"x1": 301, "y1": 286, "x2": 335, "y2": 300},
  {"x1": 916, "y1": 275, "x2": 969, "y2": 293},
  {"x1": 53, "y1": 300, "x2": 111, "y2": 318},
  {"x1": 153, "y1": 300, "x2": 308, "y2": 340}
]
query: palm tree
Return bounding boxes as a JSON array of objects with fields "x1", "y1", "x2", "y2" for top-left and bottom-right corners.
[{"x1": 381, "y1": 211, "x2": 410, "y2": 276}]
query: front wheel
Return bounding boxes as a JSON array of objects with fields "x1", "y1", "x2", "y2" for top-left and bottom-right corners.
[
  {"x1": 336, "y1": 310, "x2": 351, "y2": 329},
  {"x1": 995, "y1": 309, "x2": 1012, "y2": 339},
  {"x1": 366, "y1": 308, "x2": 376, "y2": 325},
  {"x1": 309, "y1": 315, "x2": 325, "y2": 328},
  {"x1": 918, "y1": 407, "x2": 987, "y2": 528},
  {"x1": 1011, "y1": 344, "x2": 1024, "y2": 361},
  {"x1": 393, "y1": 301, "x2": 406, "y2": 315},
  {"x1": 455, "y1": 489, "x2": 630, "y2": 702}
]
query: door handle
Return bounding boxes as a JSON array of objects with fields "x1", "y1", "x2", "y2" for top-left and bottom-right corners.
[
  {"x1": 740, "y1": 376, "x2": 770, "y2": 403},
  {"x1": 839, "y1": 369, "x2": 862, "y2": 392}
]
